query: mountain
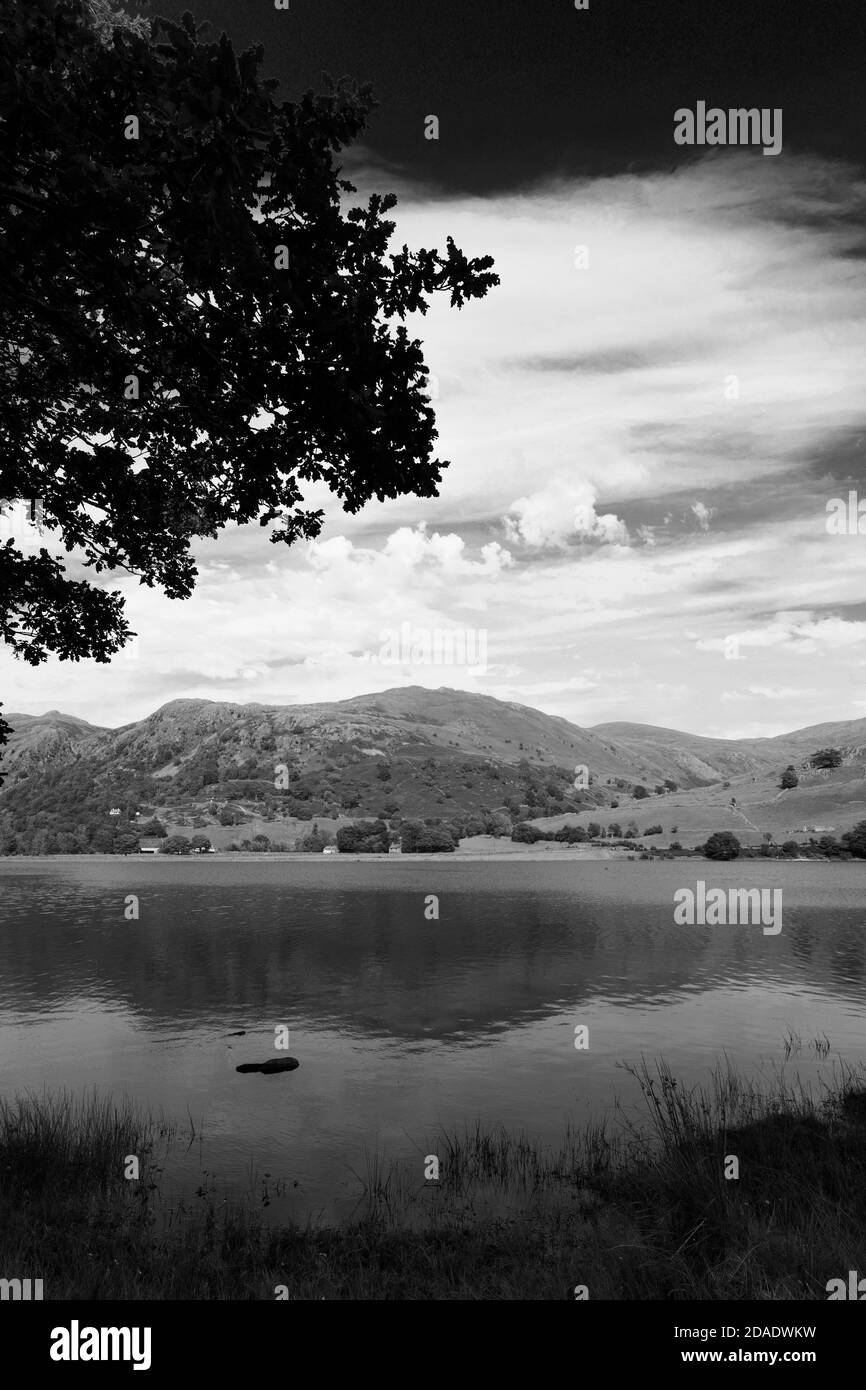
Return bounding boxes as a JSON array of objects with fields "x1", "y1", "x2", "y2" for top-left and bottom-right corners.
[
  {"x1": 0, "y1": 710, "x2": 109, "y2": 776},
  {"x1": 1, "y1": 685, "x2": 636, "y2": 815},
  {"x1": 580, "y1": 717, "x2": 866, "y2": 846},
  {"x1": 0, "y1": 687, "x2": 635, "y2": 852},
  {"x1": 3, "y1": 689, "x2": 866, "y2": 852},
  {"x1": 589, "y1": 718, "x2": 866, "y2": 784},
  {"x1": 587, "y1": 722, "x2": 778, "y2": 784}
]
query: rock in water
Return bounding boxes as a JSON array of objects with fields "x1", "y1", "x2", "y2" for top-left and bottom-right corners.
[{"x1": 236, "y1": 1058, "x2": 300, "y2": 1074}]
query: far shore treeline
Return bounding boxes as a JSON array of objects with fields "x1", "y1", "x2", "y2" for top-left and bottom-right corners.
[{"x1": 3, "y1": 810, "x2": 866, "y2": 860}]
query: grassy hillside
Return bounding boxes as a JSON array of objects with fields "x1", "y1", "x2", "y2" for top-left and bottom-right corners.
[
  {"x1": 4, "y1": 688, "x2": 866, "y2": 854},
  {"x1": 534, "y1": 762, "x2": 866, "y2": 848},
  {"x1": 0, "y1": 688, "x2": 625, "y2": 853}
]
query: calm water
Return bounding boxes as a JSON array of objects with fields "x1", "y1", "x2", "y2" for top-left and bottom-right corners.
[{"x1": 1, "y1": 856, "x2": 865, "y2": 1224}]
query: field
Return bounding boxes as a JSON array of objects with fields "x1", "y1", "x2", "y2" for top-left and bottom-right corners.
[{"x1": 532, "y1": 764, "x2": 866, "y2": 849}]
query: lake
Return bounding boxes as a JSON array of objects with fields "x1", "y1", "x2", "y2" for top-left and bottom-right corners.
[{"x1": 1, "y1": 856, "x2": 865, "y2": 1225}]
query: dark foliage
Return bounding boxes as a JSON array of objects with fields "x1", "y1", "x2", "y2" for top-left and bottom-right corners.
[{"x1": 0, "y1": 0, "x2": 497, "y2": 674}]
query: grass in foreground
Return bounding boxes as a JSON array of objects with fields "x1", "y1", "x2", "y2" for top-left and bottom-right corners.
[{"x1": 2, "y1": 1059, "x2": 865, "y2": 1299}]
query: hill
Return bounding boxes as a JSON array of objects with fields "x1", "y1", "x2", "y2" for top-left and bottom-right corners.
[
  {"x1": 0, "y1": 687, "x2": 639, "y2": 853},
  {"x1": 2, "y1": 710, "x2": 108, "y2": 761},
  {"x1": 542, "y1": 717, "x2": 866, "y2": 848},
  {"x1": 590, "y1": 722, "x2": 785, "y2": 784},
  {"x1": 2, "y1": 690, "x2": 866, "y2": 854}
]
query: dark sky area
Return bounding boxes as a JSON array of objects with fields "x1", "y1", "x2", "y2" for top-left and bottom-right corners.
[{"x1": 155, "y1": 0, "x2": 866, "y2": 190}]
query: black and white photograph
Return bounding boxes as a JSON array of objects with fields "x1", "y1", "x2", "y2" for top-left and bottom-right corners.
[{"x1": 1, "y1": 0, "x2": 865, "y2": 1352}]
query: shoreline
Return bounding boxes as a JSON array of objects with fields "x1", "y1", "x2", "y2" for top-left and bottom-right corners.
[
  {"x1": 0, "y1": 848, "x2": 627, "y2": 863},
  {"x1": 0, "y1": 849, "x2": 852, "y2": 863},
  {"x1": 3, "y1": 1061, "x2": 863, "y2": 1299}
]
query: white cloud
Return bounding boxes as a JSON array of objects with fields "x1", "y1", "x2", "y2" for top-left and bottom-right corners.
[
  {"x1": 698, "y1": 613, "x2": 866, "y2": 657},
  {"x1": 504, "y1": 480, "x2": 629, "y2": 548},
  {"x1": 722, "y1": 685, "x2": 822, "y2": 702},
  {"x1": 4, "y1": 153, "x2": 866, "y2": 738}
]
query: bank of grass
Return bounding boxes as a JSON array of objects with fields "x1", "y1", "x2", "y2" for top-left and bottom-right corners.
[{"x1": 2, "y1": 1059, "x2": 865, "y2": 1299}]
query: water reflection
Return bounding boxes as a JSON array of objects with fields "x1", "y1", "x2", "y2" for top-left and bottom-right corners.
[{"x1": 1, "y1": 858, "x2": 866, "y2": 1222}]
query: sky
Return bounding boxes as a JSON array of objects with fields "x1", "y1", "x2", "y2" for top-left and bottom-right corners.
[{"x1": 3, "y1": 0, "x2": 866, "y2": 737}]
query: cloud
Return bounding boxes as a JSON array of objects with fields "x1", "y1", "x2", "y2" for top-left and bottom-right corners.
[
  {"x1": 308, "y1": 523, "x2": 512, "y2": 580},
  {"x1": 698, "y1": 613, "x2": 866, "y2": 658},
  {"x1": 4, "y1": 152, "x2": 866, "y2": 738},
  {"x1": 504, "y1": 481, "x2": 629, "y2": 549},
  {"x1": 722, "y1": 685, "x2": 822, "y2": 702}
]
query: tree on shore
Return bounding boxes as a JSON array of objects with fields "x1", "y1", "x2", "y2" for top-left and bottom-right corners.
[
  {"x1": 401, "y1": 820, "x2": 456, "y2": 853},
  {"x1": 336, "y1": 819, "x2": 389, "y2": 853},
  {"x1": 704, "y1": 831, "x2": 741, "y2": 861},
  {"x1": 842, "y1": 821, "x2": 866, "y2": 858},
  {"x1": 159, "y1": 834, "x2": 191, "y2": 854},
  {"x1": 298, "y1": 823, "x2": 333, "y2": 852},
  {"x1": 0, "y1": 1, "x2": 498, "y2": 690}
]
